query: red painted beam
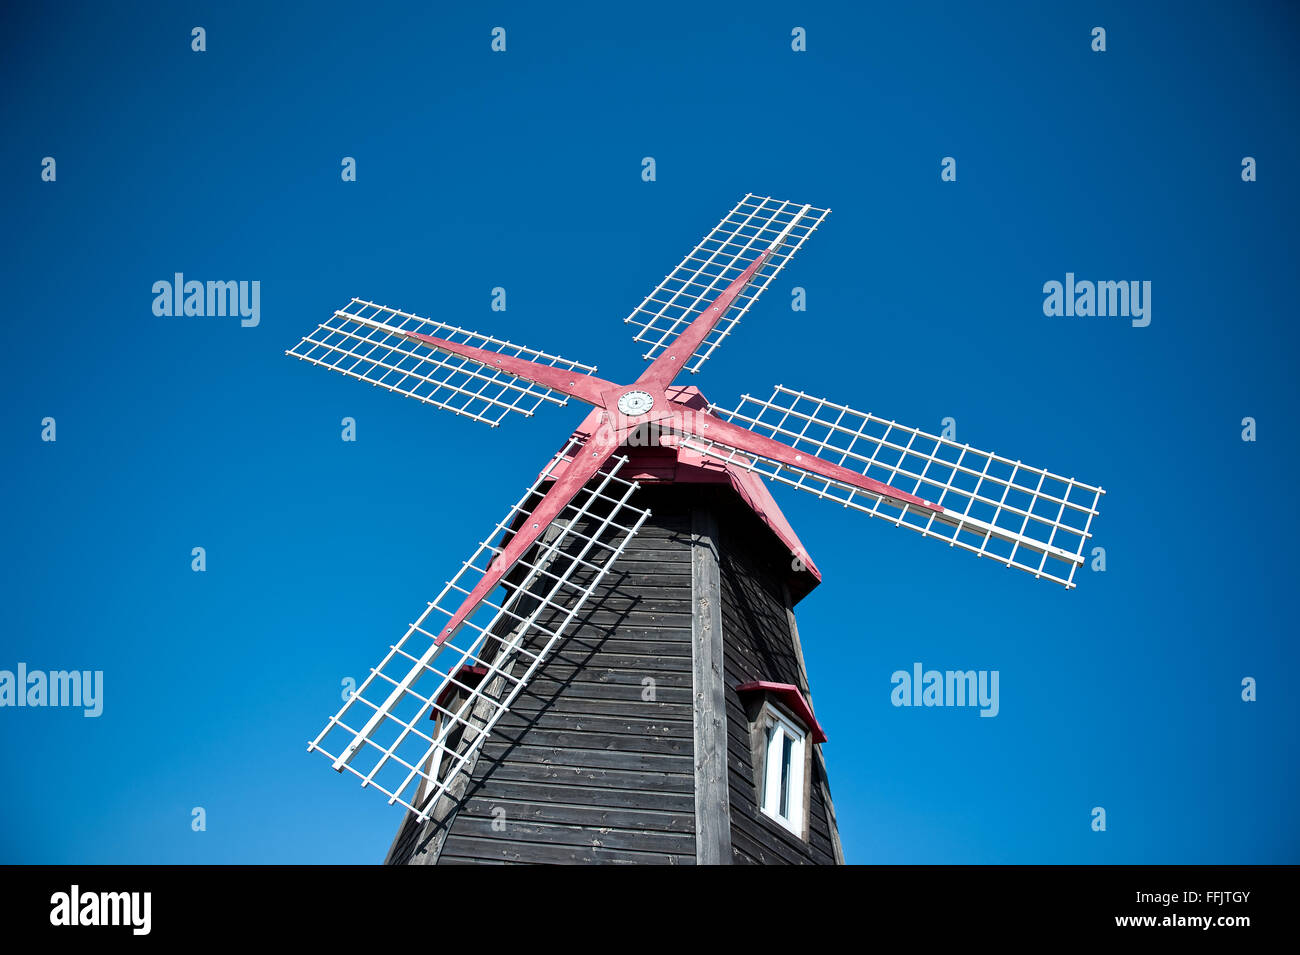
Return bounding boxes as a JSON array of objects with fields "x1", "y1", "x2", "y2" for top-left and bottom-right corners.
[
  {"x1": 635, "y1": 250, "x2": 772, "y2": 391},
  {"x1": 663, "y1": 408, "x2": 942, "y2": 514},
  {"x1": 399, "y1": 329, "x2": 614, "y2": 407},
  {"x1": 433, "y1": 428, "x2": 622, "y2": 647}
]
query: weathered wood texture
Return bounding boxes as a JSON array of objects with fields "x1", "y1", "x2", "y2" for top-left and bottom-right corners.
[
  {"x1": 390, "y1": 488, "x2": 698, "y2": 864},
  {"x1": 690, "y1": 506, "x2": 730, "y2": 864},
  {"x1": 385, "y1": 483, "x2": 840, "y2": 865},
  {"x1": 713, "y1": 494, "x2": 840, "y2": 865}
]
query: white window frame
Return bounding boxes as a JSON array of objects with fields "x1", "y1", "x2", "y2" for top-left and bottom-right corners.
[{"x1": 758, "y1": 702, "x2": 807, "y2": 836}]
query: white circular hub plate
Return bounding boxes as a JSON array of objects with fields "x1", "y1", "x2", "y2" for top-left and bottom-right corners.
[{"x1": 617, "y1": 390, "x2": 655, "y2": 417}]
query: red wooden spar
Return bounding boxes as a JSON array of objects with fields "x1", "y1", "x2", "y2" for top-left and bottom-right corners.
[{"x1": 394, "y1": 246, "x2": 942, "y2": 648}]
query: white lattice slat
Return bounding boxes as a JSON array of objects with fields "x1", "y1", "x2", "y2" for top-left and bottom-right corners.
[
  {"x1": 307, "y1": 439, "x2": 650, "y2": 819},
  {"x1": 288, "y1": 299, "x2": 598, "y2": 427},
  {"x1": 680, "y1": 386, "x2": 1104, "y2": 588},
  {"x1": 625, "y1": 195, "x2": 830, "y2": 373}
]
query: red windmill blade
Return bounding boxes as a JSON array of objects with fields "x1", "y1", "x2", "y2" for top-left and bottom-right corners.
[{"x1": 291, "y1": 194, "x2": 1104, "y2": 819}]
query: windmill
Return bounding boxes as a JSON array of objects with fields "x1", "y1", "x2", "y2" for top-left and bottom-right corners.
[{"x1": 290, "y1": 195, "x2": 1104, "y2": 864}]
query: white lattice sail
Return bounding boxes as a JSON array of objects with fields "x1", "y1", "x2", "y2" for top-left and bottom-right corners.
[
  {"x1": 308, "y1": 439, "x2": 651, "y2": 819},
  {"x1": 680, "y1": 386, "x2": 1105, "y2": 588},
  {"x1": 288, "y1": 299, "x2": 598, "y2": 427},
  {"x1": 625, "y1": 195, "x2": 830, "y2": 373}
]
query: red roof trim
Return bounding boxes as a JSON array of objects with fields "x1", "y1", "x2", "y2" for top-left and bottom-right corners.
[{"x1": 735, "y1": 681, "x2": 828, "y2": 743}]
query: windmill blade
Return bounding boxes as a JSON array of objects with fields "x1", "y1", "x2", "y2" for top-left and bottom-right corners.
[
  {"x1": 625, "y1": 195, "x2": 830, "y2": 374},
  {"x1": 288, "y1": 299, "x2": 600, "y2": 427},
  {"x1": 678, "y1": 386, "x2": 1105, "y2": 588},
  {"x1": 308, "y1": 437, "x2": 651, "y2": 820}
]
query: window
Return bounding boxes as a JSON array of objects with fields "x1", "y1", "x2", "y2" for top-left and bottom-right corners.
[
  {"x1": 735, "y1": 681, "x2": 826, "y2": 841},
  {"x1": 759, "y1": 703, "x2": 807, "y2": 835}
]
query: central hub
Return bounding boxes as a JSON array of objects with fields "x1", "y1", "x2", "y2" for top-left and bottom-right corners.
[{"x1": 616, "y1": 390, "x2": 655, "y2": 417}]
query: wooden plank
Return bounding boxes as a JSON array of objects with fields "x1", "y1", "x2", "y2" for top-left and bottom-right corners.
[
  {"x1": 494, "y1": 711, "x2": 694, "y2": 739},
  {"x1": 729, "y1": 825, "x2": 819, "y2": 866},
  {"x1": 535, "y1": 652, "x2": 695, "y2": 674},
  {"x1": 486, "y1": 726, "x2": 693, "y2": 755},
  {"x1": 472, "y1": 760, "x2": 695, "y2": 793},
  {"x1": 475, "y1": 741, "x2": 693, "y2": 774},
  {"x1": 505, "y1": 694, "x2": 692, "y2": 720},
  {"x1": 514, "y1": 679, "x2": 693, "y2": 705},
  {"x1": 518, "y1": 668, "x2": 693, "y2": 690},
  {"x1": 531, "y1": 609, "x2": 695, "y2": 629},
  {"x1": 544, "y1": 577, "x2": 693, "y2": 599},
  {"x1": 456, "y1": 779, "x2": 695, "y2": 813},
  {"x1": 457, "y1": 796, "x2": 694, "y2": 833},
  {"x1": 514, "y1": 673, "x2": 693, "y2": 700},
  {"x1": 691, "y1": 506, "x2": 731, "y2": 865},
  {"x1": 728, "y1": 790, "x2": 832, "y2": 863},
  {"x1": 545, "y1": 625, "x2": 692, "y2": 644},
  {"x1": 437, "y1": 835, "x2": 691, "y2": 865},
  {"x1": 444, "y1": 816, "x2": 696, "y2": 854},
  {"x1": 551, "y1": 635, "x2": 697, "y2": 656}
]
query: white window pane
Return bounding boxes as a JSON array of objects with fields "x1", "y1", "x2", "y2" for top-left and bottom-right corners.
[
  {"x1": 763, "y1": 724, "x2": 783, "y2": 815},
  {"x1": 787, "y1": 733, "x2": 805, "y2": 827},
  {"x1": 779, "y1": 731, "x2": 794, "y2": 818},
  {"x1": 756, "y1": 702, "x2": 808, "y2": 836}
]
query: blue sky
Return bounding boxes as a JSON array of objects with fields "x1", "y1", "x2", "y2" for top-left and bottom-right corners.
[{"x1": 1, "y1": 1, "x2": 1297, "y2": 863}]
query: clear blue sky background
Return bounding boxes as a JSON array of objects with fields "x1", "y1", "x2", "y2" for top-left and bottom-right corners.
[{"x1": 2, "y1": 1, "x2": 1297, "y2": 864}]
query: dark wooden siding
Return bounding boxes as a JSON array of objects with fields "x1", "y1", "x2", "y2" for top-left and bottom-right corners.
[
  {"x1": 385, "y1": 483, "x2": 839, "y2": 865},
  {"x1": 397, "y1": 490, "x2": 698, "y2": 865},
  {"x1": 715, "y1": 497, "x2": 839, "y2": 865}
]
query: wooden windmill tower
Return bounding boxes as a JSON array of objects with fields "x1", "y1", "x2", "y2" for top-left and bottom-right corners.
[{"x1": 289, "y1": 195, "x2": 1104, "y2": 864}]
